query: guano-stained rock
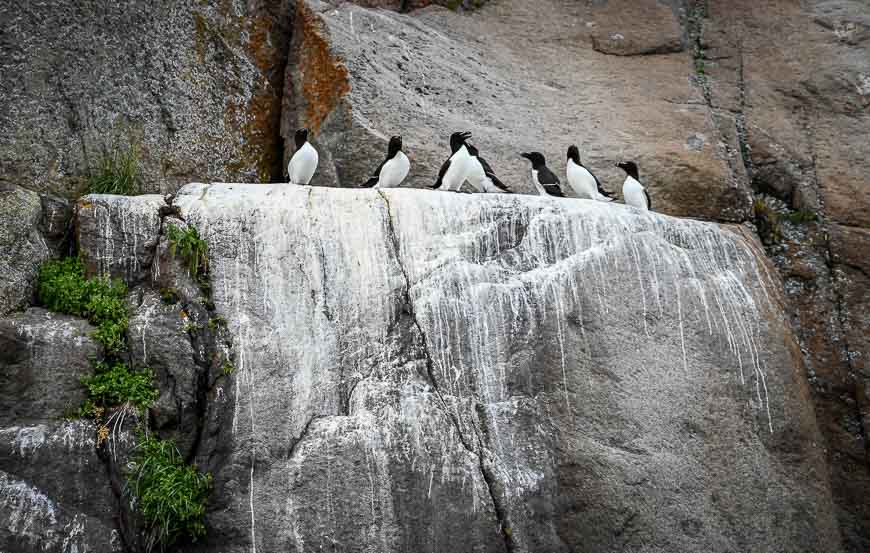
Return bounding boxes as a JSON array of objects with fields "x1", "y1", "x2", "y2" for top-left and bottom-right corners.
[
  {"x1": 76, "y1": 194, "x2": 165, "y2": 283},
  {"x1": 176, "y1": 183, "x2": 840, "y2": 553}
]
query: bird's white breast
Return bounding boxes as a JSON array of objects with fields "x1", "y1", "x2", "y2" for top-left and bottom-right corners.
[
  {"x1": 288, "y1": 142, "x2": 319, "y2": 185},
  {"x1": 530, "y1": 169, "x2": 546, "y2": 195},
  {"x1": 377, "y1": 151, "x2": 410, "y2": 188},
  {"x1": 443, "y1": 146, "x2": 472, "y2": 190},
  {"x1": 566, "y1": 160, "x2": 596, "y2": 199},
  {"x1": 623, "y1": 176, "x2": 648, "y2": 210}
]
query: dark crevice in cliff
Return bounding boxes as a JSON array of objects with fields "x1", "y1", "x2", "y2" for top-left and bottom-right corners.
[
  {"x1": 376, "y1": 190, "x2": 514, "y2": 553},
  {"x1": 286, "y1": 414, "x2": 319, "y2": 460}
]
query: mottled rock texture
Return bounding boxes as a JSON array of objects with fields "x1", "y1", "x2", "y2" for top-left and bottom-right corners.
[
  {"x1": 0, "y1": 185, "x2": 52, "y2": 315},
  {"x1": 0, "y1": 0, "x2": 293, "y2": 197},
  {"x1": 173, "y1": 184, "x2": 839, "y2": 553},
  {"x1": 75, "y1": 194, "x2": 165, "y2": 283},
  {"x1": 0, "y1": 310, "x2": 124, "y2": 552}
]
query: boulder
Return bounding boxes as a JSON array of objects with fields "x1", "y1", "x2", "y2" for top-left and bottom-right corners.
[
  {"x1": 0, "y1": 422, "x2": 123, "y2": 553},
  {"x1": 0, "y1": 308, "x2": 100, "y2": 425},
  {"x1": 0, "y1": 0, "x2": 293, "y2": 197},
  {"x1": 76, "y1": 194, "x2": 165, "y2": 283},
  {"x1": 0, "y1": 185, "x2": 51, "y2": 315},
  {"x1": 176, "y1": 183, "x2": 840, "y2": 553}
]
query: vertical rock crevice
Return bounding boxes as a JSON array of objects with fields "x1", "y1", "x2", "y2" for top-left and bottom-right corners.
[{"x1": 376, "y1": 190, "x2": 513, "y2": 553}]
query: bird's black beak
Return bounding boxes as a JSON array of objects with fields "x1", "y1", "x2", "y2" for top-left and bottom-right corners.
[{"x1": 520, "y1": 153, "x2": 530, "y2": 159}]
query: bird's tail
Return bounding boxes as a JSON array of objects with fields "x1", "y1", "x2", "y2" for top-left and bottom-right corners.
[
  {"x1": 489, "y1": 174, "x2": 512, "y2": 193},
  {"x1": 361, "y1": 177, "x2": 379, "y2": 188}
]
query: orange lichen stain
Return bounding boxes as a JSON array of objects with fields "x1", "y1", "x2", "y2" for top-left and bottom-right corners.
[
  {"x1": 78, "y1": 200, "x2": 93, "y2": 209},
  {"x1": 297, "y1": 2, "x2": 351, "y2": 134}
]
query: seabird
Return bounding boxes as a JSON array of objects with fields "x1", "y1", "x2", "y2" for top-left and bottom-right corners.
[
  {"x1": 616, "y1": 161, "x2": 652, "y2": 210},
  {"x1": 566, "y1": 145, "x2": 613, "y2": 202},
  {"x1": 466, "y1": 143, "x2": 511, "y2": 193},
  {"x1": 362, "y1": 135, "x2": 410, "y2": 188},
  {"x1": 520, "y1": 152, "x2": 565, "y2": 197},
  {"x1": 287, "y1": 128, "x2": 319, "y2": 185},
  {"x1": 432, "y1": 131, "x2": 474, "y2": 192}
]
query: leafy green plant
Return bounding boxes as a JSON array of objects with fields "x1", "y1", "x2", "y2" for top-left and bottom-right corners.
[
  {"x1": 131, "y1": 435, "x2": 212, "y2": 549},
  {"x1": 166, "y1": 225, "x2": 209, "y2": 279},
  {"x1": 221, "y1": 361, "x2": 234, "y2": 376},
  {"x1": 753, "y1": 198, "x2": 782, "y2": 246},
  {"x1": 87, "y1": 144, "x2": 142, "y2": 195},
  {"x1": 37, "y1": 257, "x2": 129, "y2": 352},
  {"x1": 81, "y1": 361, "x2": 158, "y2": 413}
]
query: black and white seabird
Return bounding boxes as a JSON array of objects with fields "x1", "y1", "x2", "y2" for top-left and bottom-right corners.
[
  {"x1": 362, "y1": 135, "x2": 410, "y2": 188},
  {"x1": 287, "y1": 128, "x2": 319, "y2": 185},
  {"x1": 432, "y1": 131, "x2": 474, "y2": 192},
  {"x1": 616, "y1": 161, "x2": 652, "y2": 210},
  {"x1": 520, "y1": 152, "x2": 565, "y2": 197},
  {"x1": 566, "y1": 145, "x2": 613, "y2": 202},
  {"x1": 466, "y1": 143, "x2": 511, "y2": 193}
]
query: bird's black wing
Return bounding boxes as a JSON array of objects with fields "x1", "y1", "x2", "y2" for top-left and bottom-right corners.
[
  {"x1": 538, "y1": 166, "x2": 561, "y2": 185},
  {"x1": 432, "y1": 158, "x2": 451, "y2": 189},
  {"x1": 361, "y1": 158, "x2": 387, "y2": 188},
  {"x1": 588, "y1": 167, "x2": 614, "y2": 198},
  {"x1": 544, "y1": 184, "x2": 565, "y2": 197},
  {"x1": 644, "y1": 188, "x2": 652, "y2": 210},
  {"x1": 477, "y1": 156, "x2": 511, "y2": 193}
]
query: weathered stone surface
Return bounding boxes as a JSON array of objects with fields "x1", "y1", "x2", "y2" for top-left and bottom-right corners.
[
  {"x1": 177, "y1": 183, "x2": 840, "y2": 553},
  {"x1": 0, "y1": 0, "x2": 293, "y2": 197},
  {"x1": 0, "y1": 185, "x2": 51, "y2": 315},
  {"x1": 76, "y1": 194, "x2": 165, "y2": 283},
  {"x1": 282, "y1": 0, "x2": 749, "y2": 221},
  {"x1": 697, "y1": 2, "x2": 870, "y2": 548},
  {"x1": 589, "y1": 0, "x2": 684, "y2": 56},
  {"x1": 0, "y1": 422, "x2": 123, "y2": 553},
  {"x1": 0, "y1": 309, "x2": 100, "y2": 425}
]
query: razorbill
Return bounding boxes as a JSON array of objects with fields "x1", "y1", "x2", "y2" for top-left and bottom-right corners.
[
  {"x1": 466, "y1": 143, "x2": 511, "y2": 193},
  {"x1": 520, "y1": 152, "x2": 565, "y2": 197},
  {"x1": 362, "y1": 135, "x2": 410, "y2": 188},
  {"x1": 287, "y1": 128, "x2": 318, "y2": 185},
  {"x1": 566, "y1": 146, "x2": 613, "y2": 202},
  {"x1": 616, "y1": 161, "x2": 652, "y2": 210},
  {"x1": 432, "y1": 131, "x2": 474, "y2": 192}
]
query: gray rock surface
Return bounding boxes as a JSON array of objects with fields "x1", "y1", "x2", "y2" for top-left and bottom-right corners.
[
  {"x1": 0, "y1": 0, "x2": 292, "y2": 197},
  {"x1": 76, "y1": 194, "x2": 165, "y2": 283},
  {"x1": 0, "y1": 422, "x2": 124, "y2": 553},
  {"x1": 284, "y1": 0, "x2": 749, "y2": 221},
  {"x1": 0, "y1": 185, "x2": 51, "y2": 315},
  {"x1": 0, "y1": 309, "x2": 100, "y2": 425},
  {"x1": 176, "y1": 183, "x2": 840, "y2": 553}
]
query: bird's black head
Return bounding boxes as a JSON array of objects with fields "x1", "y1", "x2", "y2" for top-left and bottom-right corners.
[
  {"x1": 450, "y1": 131, "x2": 472, "y2": 153},
  {"x1": 387, "y1": 135, "x2": 403, "y2": 158},
  {"x1": 567, "y1": 145, "x2": 581, "y2": 164},
  {"x1": 616, "y1": 161, "x2": 639, "y2": 179},
  {"x1": 521, "y1": 152, "x2": 547, "y2": 169},
  {"x1": 294, "y1": 128, "x2": 310, "y2": 149}
]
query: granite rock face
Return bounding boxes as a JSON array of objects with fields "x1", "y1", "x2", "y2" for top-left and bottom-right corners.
[
  {"x1": 174, "y1": 183, "x2": 840, "y2": 553},
  {"x1": 75, "y1": 194, "x2": 165, "y2": 283},
  {"x1": 0, "y1": 0, "x2": 293, "y2": 197},
  {"x1": 283, "y1": 0, "x2": 749, "y2": 221},
  {"x1": 0, "y1": 185, "x2": 52, "y2": 315},
  {"x1": 0, "y1": 310, "x2": 124, "y2": 552}
]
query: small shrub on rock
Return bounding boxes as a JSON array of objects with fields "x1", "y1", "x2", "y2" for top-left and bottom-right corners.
[
  {"x1": 37, "y1": 257, "x2": 129, "y2": 353},
  {"x1": 131, "y1": 435, "x2": 212, "y2": 549},
  {"x1": 81, "y1": 361, "x2": 158, "y2": 414}
]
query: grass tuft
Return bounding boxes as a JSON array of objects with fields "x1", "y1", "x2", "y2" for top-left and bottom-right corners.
[
  {"x1": 167, "y1": 225, "x2": 209, "y2": 280},
  {"x1": 87, "y1": 144, "x2": 143, "y2": 195},
  {"x1": 131, "y1": 435, "x2": 212, "y2": 550}
]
